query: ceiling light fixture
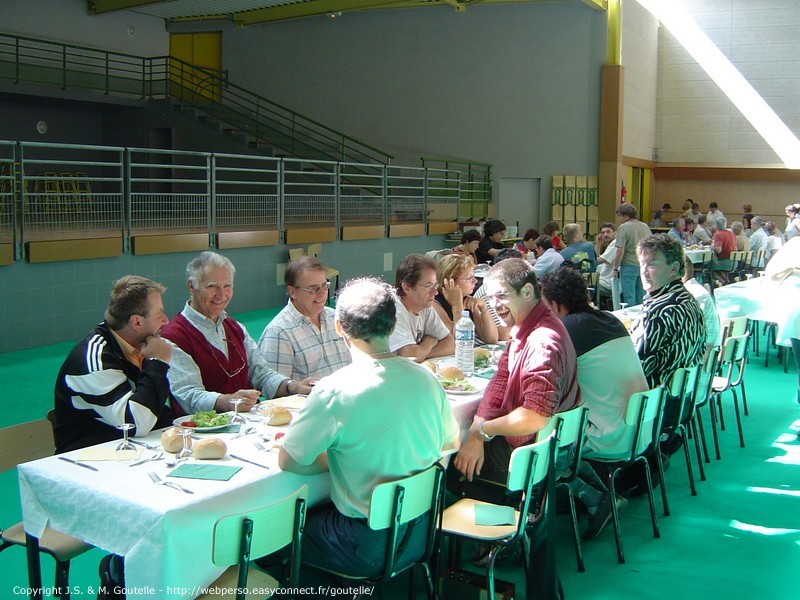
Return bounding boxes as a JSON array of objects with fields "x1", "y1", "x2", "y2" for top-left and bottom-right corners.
[{"x1": 636, "y1": 0, "x2": 800, "y2": 169}]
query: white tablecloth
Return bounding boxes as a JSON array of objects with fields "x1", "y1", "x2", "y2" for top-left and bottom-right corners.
[
  {"x1": 714, "y1": 273, "x2": 800, "y2": 346},
  {"x1": 20, "y1": 384, "x2": 484, "y2": 599}
]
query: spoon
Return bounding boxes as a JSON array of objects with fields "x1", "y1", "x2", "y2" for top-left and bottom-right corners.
[{"x1": 165, "y1": 457, "x2": 188, "y2": 468}]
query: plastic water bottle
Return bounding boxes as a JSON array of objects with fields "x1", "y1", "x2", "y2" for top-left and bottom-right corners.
[{"x1": 455, "y1": 310, "x2": 475, "y2": 376}]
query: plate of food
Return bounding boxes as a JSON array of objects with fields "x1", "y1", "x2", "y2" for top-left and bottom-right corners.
[
  {"x1": 436, "y1": 366, "x2": 478, "y2": 394},
  {"x1": 173, "y1": 410, "x2": 233, "y2": 432},
  {"x1": 474, "y1": 347, "x2": 493, "y2": 372}
]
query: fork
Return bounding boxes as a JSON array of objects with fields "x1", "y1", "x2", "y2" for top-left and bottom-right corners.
[
  {"x1": 129, "y1": 452, "x2": 164, "y2": 467},
  {"x1": 232, "y1": 426, "x2": 256, "y2": 440},
  {"x1": 148, "y1": 471, "x2": 194, "y2": 494},
  {"x1": 253, "y1": 441, "x2": 267, "y2": 452}
]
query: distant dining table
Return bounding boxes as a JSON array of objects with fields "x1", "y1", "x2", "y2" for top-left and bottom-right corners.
[{"x1": 19, "y1": 368, "x2": 492, "y2": 600}]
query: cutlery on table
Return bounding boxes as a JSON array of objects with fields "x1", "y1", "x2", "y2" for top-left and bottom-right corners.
[
  {"x1": 129, "y1": 439, "x2": 159, "y2": 451},
  {"x1": 148, "y1": 471, "x2": 193, "y2": 494},
  {"x1": 232, "y1": 426, "x2": 256, "y2": 440},
  {"x1": 229, "y1": 454, "x2": 270, "y2": 469},
  {"x1": 129, "y1": 452, "x2": 164, "y2": 467},
  {"x1": 165, "y1": 457, "x2": 188, "y2": 468},
  {"x1": 252, "y1": 441, "x2": 268, "y2": 452},
  {"x1": 58, "y1": 456, "x2": 99, "y2": 472}
]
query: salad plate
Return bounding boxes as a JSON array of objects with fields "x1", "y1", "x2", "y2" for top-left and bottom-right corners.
[{"x1": 173, "y1": 411, "x2": 233, "y2": 432}]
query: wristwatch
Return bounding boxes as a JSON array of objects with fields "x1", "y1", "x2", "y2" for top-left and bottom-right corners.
[
  {"x1": 286, "y1": 379, "x2": 296, "y2": 395},
  {"x1": 477, "y1": 418, "x2": 495, "y2": 441}
]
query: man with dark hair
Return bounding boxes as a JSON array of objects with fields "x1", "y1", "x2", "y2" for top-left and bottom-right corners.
[
  {"x1": 389, "y1": 254, "x2": 454, "y2": 361},
  {"x1": 54, "y1": 276, "x2": 176, "y2": 453},
  {"x1": 691, "y1": 214, "x2": 712, "y2": 244},
  {"x1": 258, "y1": 256, "x2": 350, "y2": 383},
  {"x1": 162, "y1": 251, "x2": 313, "y2": 416},
  {"x1": 613, "y1": 203, "x2": 652, "y2": 306},
  {"x1": 477, "y1": 219, "x2": 508, "y2": 264},
  {"x1": 595, "y1": 222, "x2": 619, "y2": 309},
  {"x1": 279, "y1": 277, "x2": 459, "y2": 579},
  {"x1": 532, "y1": 234, "x2": 564, "y2": 276},
  {"x1": 539, "y1": 268, "x2": 648, "y2": 538},
  {"x1": 451, "y1": 258, "x2": 580, "y2": 599},
  {"x1": 632, "y1": 234, "x2": 704, "y2": 416},
  {"x1": 473, "y1": 248, "x2": 523, "y2": 341}
]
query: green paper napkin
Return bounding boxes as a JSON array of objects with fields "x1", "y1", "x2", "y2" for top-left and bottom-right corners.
[
  {"x1": 168, "y1": 463, "x2": 242, "y2": 481},
  {"x1": 475, "y1": 369, "x2": 496, "y2": 380},
  {"x1": 474, "y1": 504, "x2": 515, "y2": 526}
]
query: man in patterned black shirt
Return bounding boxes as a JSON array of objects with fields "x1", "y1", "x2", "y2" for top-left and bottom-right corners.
[{"x1": 631, "y1": 234, "x2": 704, "y2": 434}]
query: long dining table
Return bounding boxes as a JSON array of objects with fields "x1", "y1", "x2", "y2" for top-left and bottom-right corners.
[{"x1": 19, "y1": 364, "x2": 492, "y2": 600}]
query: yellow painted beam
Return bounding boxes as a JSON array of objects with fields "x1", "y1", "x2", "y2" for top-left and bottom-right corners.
[
  {"x1": 607, "y1": 0, "x2": 621, "y2": 65},
  {"x1": 88, "y1": 0, "x2": 170, "y2": 14},
  {"x1": 581, "y1": 0, "x2": 607, "y2": 10}
]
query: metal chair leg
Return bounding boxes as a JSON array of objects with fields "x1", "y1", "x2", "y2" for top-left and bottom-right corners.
[{"x1": 690, "y1": 418, "x2": 707, "y2": 481}]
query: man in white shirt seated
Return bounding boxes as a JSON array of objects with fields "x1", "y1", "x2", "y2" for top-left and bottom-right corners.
[
  {"x1": 748, "y1": 216, "x2": 767, "y2": 266},
  {"x1": 595, "y1": 222, "x2": 619, "y2": 310},
  {"x1": 532, "y1": 234, "x2": 564, "y2": 276},
  {"x1": 690, "y1": 214, "x2": 713, "y2": 244},
  {"x1": 388, "y1": 254, "x2": 454, "y2": 361},
  {"x1": 258, "y1": 256, "x2": 351, "y2": 383},
  {"x1": 682, "y1": 256, "x2": 721, "y2": 351}
]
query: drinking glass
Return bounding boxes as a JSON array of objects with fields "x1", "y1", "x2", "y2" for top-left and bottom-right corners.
[
  {"x1": 116, "y1": 423, "x2": 135, "y2": 452},
  {"x1": 230, "y1": 398, "x2": 246, "y2": 425},
  {"x1": 487, "y1": 345, "x2": 500, "y2": 366},
  {"x1": 176, "y1": 427, "x2": 194, "y2": 460}
]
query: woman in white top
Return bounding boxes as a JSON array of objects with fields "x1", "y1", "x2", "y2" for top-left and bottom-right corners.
[
  {"x1": 765, "y1": 221, "x2": 784, "y2": 262},
  {"x1": 784, "y1": 203, "x2": 800, "y2": 241}
]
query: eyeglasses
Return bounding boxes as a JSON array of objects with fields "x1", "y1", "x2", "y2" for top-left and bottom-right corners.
[
  {"x1": 295, "y1": 281, "x2": 331, "y2": 295},
  {"x1": 416, "y1": 282, "x2": 439, "y2": 291},
  {"x1": 484, "y1": 290, "x2": 515, "y2": 302}
]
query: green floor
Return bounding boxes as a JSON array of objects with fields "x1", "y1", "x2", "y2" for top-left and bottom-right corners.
[{"x1": 1, "y1": 313, "x2": 799, "y2": 599}]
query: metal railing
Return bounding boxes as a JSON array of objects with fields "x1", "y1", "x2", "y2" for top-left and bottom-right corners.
[
  {"x1": 0, "y1": 32, "x2": 393, "y2": 165},
  {"x1": 0, "y1": 141, "x2": 476, "y2": 260},
  {"x1": 421, "y1": 157, "x2": 492, "y2": 220}
]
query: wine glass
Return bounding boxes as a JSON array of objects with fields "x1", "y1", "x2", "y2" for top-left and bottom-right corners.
[
  {"x1": 620, "y1": 302, "x2": 629, "y2": 317},
  {"x1": 176, "y1": 427, "x2": 194, "y2": 460},
  {"x1": 116, "y1": 423, "x2": 135, "y2": 452},
  {"x1": 230, "y1": 398, "x2": 247, "y2": 425},
  {"x1": 487, "y1": 344, "x2": 500, "y2": 366}
]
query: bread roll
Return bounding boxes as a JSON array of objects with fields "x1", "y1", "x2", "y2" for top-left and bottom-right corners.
[
  {"x1": 421, "y1": 360, "x2": 438, "y2": 373},
  {"x1": 439, "y1": 366, "x2": 465, "y2": 380},
  {"x1": 161, "y1": 427, "x2": 190, "y2": 453},
  {"x1": 267, "y1": 407, "x2": 293, "y2": 426},
  {"x1": 193, "y1": 437, "x2": 227, "y2": 460}
]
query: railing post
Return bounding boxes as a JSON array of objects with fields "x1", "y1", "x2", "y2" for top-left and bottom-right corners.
[
  {"x1": 334, "y1": 162, "x2": 341, "y2": 235},
  {"x1": 382, "y1": 165, "x2": 389, "y2": 236},
  {"x1": 278, "y1": 159, "x2": 285, "y2": 244},
  {"x1": 208, "y1": 154, "x2": 216, "y2": 246},
  {"x1": 105, "y1": 52, "x2": 110, "y2": 95},
  {"x1": 123, "y1": 149, "x2": 131, "y2": 250},
  {"x1": 14, "y1": 143, "x2": 22, "y2": 260},
  {"x1": 422, "y1": 167, "x2": 429, "y2": 231}
]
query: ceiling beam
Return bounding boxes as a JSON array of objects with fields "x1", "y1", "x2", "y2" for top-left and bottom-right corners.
[
  {"x1": 581, "y1": 0, "x2": 608, "y2": 9},
  {"x1": 88, "y1": 0, "x2": 171, "y2": 14},
  {"x1": 232, "y1": 0, "x2": 420, "y2": 25}
]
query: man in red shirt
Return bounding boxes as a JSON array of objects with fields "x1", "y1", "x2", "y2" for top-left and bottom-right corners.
[
  {"x1": 450, "y1": 258, "x2": 580, "y2": 600},
  {"x1": 710, "y1": 217, "x2": 736, "y2": 285}
]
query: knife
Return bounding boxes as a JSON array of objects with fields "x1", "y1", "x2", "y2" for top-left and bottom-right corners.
[
  {"x1": 58, "y1": 456, "x2": 100, "y2": 472},
  {"x1": 229, "y1": 454, "x2": 270, "y2": 469}
]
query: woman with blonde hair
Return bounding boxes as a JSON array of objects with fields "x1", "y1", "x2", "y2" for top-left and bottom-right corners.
[{"x1": 433, "y1": 253, "x2": 498, "y2": 344}]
